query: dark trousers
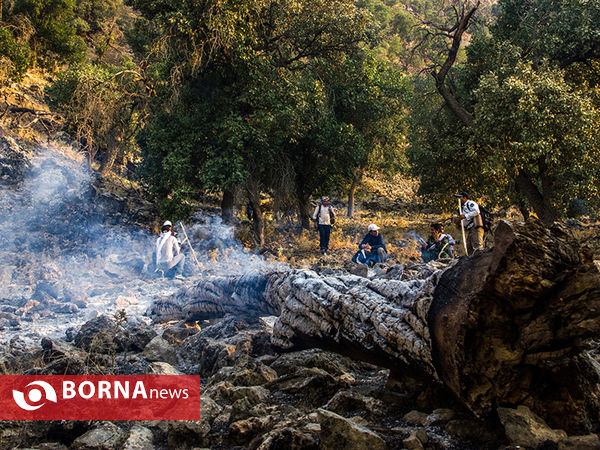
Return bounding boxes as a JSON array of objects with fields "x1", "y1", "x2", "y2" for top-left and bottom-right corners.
[{"x1": 318, "y1": 224, "x2": 331, "y2": 253}]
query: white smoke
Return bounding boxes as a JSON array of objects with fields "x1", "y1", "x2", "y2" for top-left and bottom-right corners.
[{"x1": 0, "y1": 145, "x2": 282, "y2": 344}]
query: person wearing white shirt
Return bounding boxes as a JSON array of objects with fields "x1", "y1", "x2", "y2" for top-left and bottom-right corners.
[
  {"x1": 312, "y1": 196, "x2": 335, "y2": 255},
  {"x1": 453, "y1": 191, "x2": 484, "y2": 254},
  {"x1": 155, "y1": 220, "x2": 185, "y2": 278}
]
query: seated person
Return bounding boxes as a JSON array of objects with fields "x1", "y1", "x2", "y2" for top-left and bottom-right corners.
[
  {"x1": 155, "y1": 220, "x2": 185, "y2": 279},
  {"x1": 352, "y1": 224, "x2": 388, "y2": 266},
  {"x1": 421, "y1": 223, "x2": 455, "y2": 262}
]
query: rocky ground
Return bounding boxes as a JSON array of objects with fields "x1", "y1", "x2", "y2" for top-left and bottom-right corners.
[
  {"x1": 3, "y1": 309, "x2": 599, "y2": 449},
  {"x1": 0, "y1": 313, "x2": 501, "y2": 449}
]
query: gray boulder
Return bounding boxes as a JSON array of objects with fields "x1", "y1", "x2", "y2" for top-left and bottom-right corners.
[
  {"x1": 71, "y1": 422, "x2": 123, "y2": 449},
  {"x1": 146, "y1": 362, "x2": 182, "y2": 375},
  {"x1": 317, "y1": 408, "x2": 386, "y2": 450},
  {"x1": 142, "y1": 336, "x2": 177, "y2": 365},
  {"x1": 122, "y1": 425, "x2": 154, "y2": 450},
  {"x1": 497, "y1": 405, "x2": 567, "y2": 448}
]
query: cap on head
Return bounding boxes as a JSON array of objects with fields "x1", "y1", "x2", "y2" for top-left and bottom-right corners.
[
  {"x1": 163, "y1": 220, "x2": 172, "y2": 227},
  {"x1": 454, "y1": 191, "x2": 469, "y2": 198},
  {"x1": 322, "y1": 196, "x2": 329, "y2": 202},
  {"x1": 367, "y1": 224, "x2": 380, "y2": 232}
]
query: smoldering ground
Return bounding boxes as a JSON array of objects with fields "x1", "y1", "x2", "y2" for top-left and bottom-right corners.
[{"x1": 0, "y1": 146, "x2": 277, "y2": 344}]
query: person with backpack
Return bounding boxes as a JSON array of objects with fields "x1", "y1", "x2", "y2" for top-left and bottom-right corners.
[
  {"x1": 352, "y1": 224, "x2": 388, "y2": 266},
  {"x1": 312, "y1": 196, "x2": 336, "y2": 255},
  {"x1": 453, "y1": 191, "x2": 485, "y2": 254}
]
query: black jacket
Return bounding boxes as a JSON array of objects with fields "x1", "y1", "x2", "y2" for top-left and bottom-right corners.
[{"x1": 359, "y1": 232, "x2": 387, "y2": 253}]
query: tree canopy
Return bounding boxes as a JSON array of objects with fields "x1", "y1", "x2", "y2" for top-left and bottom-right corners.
[
  {"x1": 4, "y1": 0, "x2": 600, "y2": 237},
  {"x1": 408, "y1": 0, "x2": 600, "y2": 222}
]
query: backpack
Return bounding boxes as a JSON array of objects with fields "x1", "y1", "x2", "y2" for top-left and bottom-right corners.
[{"x1": 479, "y1": 205, "x2": 493, "y2": 232}]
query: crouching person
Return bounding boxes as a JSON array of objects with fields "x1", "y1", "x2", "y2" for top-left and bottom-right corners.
[
  {"x1": 156, "y1": 221, "x2": 185, "y2": 279},
  {"x1": 352, "y1": 224, "x2": 388, "y2": 266},
  {"x1": 421, "y1": 223, "x2": 455, "y2": 262}
]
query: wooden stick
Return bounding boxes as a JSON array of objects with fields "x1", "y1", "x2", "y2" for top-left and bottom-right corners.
[
  {"x1": 459, "y1": 198, "x2": 468, "y2": 256},
  {"x1": 178, "y1": 222, "x2": 201, "y2": 268}
]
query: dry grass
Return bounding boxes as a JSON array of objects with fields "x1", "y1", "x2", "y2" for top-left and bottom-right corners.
[{"x1": 255, "y1": 207, "x2": 446, "y2": 268}]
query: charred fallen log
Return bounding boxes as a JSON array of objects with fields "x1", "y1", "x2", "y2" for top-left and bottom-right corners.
[
  {"x1": 150, "y1": 219, "x2": 600, "y2": 433},
  {"x1": 151, "y1": 271, "x2": 282, "y2": 322}
]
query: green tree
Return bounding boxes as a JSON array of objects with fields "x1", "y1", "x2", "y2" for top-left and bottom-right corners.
[
  {"x1": 0, "y1": 27, "x2": 31, "y2": 80},
  {"x1": 408, "y1": 0, "x2": 600, "y2": 222},
  {"x1": 47, "y1": 63, "x2": 147, "y2": 174},
  {"x1": 473, "y1": 62, "x2": 600, "y2": 221},
  {"x1": 317, "y1": 52, "x2": 408, "y2": 217},
  {"x1": 14, "y1": 0, "x2": 87, "y2": 65},
  {"x1": 493, "y1": 0, "x2": 600, "y2": 68},
  {"x1": 132, "y1": 0, "x2": 385, "y2": 242}
]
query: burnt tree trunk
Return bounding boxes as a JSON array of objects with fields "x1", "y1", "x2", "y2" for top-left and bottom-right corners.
[
  {"x1": 246, "y1": 182, "x2": 265, "y2": 246},
  {"x1": 347, "y1": 167, "x2": 362, "y2": 218},
  {"x1": 151, "y1": 219, "x2": 600, "y2": 433},
  {"x1": 221, "y1": 189, "x2": 234, "y2": 224}
]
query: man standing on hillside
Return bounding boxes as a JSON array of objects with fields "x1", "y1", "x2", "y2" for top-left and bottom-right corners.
[
  {"x1": 155, "y1": 220, "x2": 185, "y2": 279},
  {"x1": 453, "y1": 191, "x2": 484, "y2": 254},
  {"x1": 312, "y1": 196, "x2": 335, "y2": 255}
]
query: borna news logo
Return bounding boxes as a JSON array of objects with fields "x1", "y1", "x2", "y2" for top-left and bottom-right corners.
[
  {"x1": 0, "y1": 375, "x2": 201, "y2": 420},
  {"x1": 12, "y1": 380, "x2": 58, "y2": 411}
]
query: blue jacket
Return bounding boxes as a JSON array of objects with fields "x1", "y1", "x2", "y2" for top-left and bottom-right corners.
[{"x1": 359, "y1": 232, "x2": 387, "y2": 253}]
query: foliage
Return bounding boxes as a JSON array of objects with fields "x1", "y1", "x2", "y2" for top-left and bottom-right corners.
[
  {"x1": 493, "y1": 0, "x2": 600, "y2": 68},
  {"x1": 76, "y1": 0, "x2": 123, "y2": 34},
  {"x1": 0, "y1": 27, "x2": 31, "y2": 79},
  {"x1": 407, "y1": 79, "x2": 479, "y2": 211},
  {"x1": 46, "y1": 63, "x2": 147, "y2": 173},
  {"x1": 13, "y1": 0, "x2": 87, "y2": 65},
  {"x1": 408, "y1": 0, "x2": 600, "y2": 221},
  {"x1": 473, "y1": 62, "x2": 600, "y2": 213},
  {"x1": 133, "y1": 0, "x2": 407, "y2": 228}
]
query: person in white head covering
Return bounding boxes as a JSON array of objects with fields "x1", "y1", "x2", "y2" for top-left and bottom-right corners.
[
  {"x1": 312, "y1": 196, "x2": 335, "y2": 255},
  {"x1": 352, "y1": 223, "x2": 388, "y2": 266},
  {"x1": 155, "y1": 221, "x2": 185, "y2": 279}
]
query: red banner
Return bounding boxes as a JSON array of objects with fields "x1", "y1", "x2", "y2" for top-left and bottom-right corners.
[{"x1": 0, "y1": 375, "x2": 201, "y2": 420}]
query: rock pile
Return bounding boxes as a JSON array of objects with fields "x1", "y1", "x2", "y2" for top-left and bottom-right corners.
[{"x1": 0, "y1": 314, "x2": 502, "y2": 449}]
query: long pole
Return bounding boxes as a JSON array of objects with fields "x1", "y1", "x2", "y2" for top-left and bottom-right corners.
[
  {"x1": 459, "y1": 198, "x2": 468, "y2": 256},
  {"x1": 178, "y1": 221, "x2": 201, "y2": 268}
]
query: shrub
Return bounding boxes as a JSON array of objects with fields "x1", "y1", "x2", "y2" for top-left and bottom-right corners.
[{"x1": 0, "y1": 27, "x2": 31, "y2": 80}]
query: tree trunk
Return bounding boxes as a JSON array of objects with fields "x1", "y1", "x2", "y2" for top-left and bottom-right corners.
[
  {"x1": 221, "y1": 189, "x2": 234, "y2": 224},
  {"x1": 518, "y1": 205, "x2": 530, "y2": 220},
  {"x1": 514, "y1": 169, "x2": 559, "y2": 225},
  {"x1": 347, "y1": 167, "x2": 362, "y2": 218},
  {"x1": 246, "y1": 182, "x2": 264, "y2": 246},
  {"x1": 296, "y1": 192, "x2": 312, "y2": 230},
  {"x1": 539, "y1": 160, "x2": 559, "y2": 224},
  {"x1": 151, "y1": 218, "x2": 600, "y2": 433},
  {"x1": 431, "y1": 2, "x2": 480, "y2": 128},
  {"x1": 99, "y1": 131, "x2": 123, "y2": 176}
]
